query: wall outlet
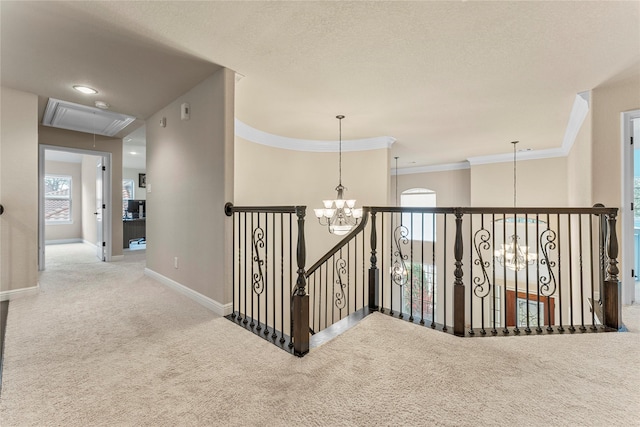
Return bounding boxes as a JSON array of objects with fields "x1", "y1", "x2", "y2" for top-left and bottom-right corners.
[{"x1": 174, "y1": 257, "x2": 179, "y2": 269}]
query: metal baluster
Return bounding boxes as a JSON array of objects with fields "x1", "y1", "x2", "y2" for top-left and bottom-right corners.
[
  {"x1": 443, "y1": 214, "x2": 447, "y2": 332},
  {"x1": 325, "y1": 262, "x2": 329, "y2": 330},
  {"x1": 513, "y1": 214, "x2": 519, "y2": 335},
  {"x1": 491, "y1": 214, "x2": 497, "y2": 335},
  {"x1": 278, "y1": 213, "x2": 284, "y2": 341},
  {"x1": 568, "y1": 214, "x2": 575, "y2": 332},
  {"x1": 557, "y1": 213, "x2": 564, "y2": 332},
  {"x1": 502, "y1": 213, "x2": 508, "y2": 335},
  {"x1": 431, "y1": 212, "x2": 436, "y2": 329},
  {"x1": 469, "y1": 214, "x2": 474, "y2": 335},
  {"x1": 244, "y1": 212, "x2": 248, "y2": 325},
  {"x1": 261, "y1": 213, "x2": 267, "y2": 333},
  {"x1": 525, "y1": 213, "x2": 531, "y2": 334},
  {"x1": 589, "y1": 213, "x2": 597, "y2": 330},
  {"x1": 579, "y1": 214, "x2": 586, "y2": 332},
  {"x1": 420, "y1": 212, "x2": 425, "y2": 325},
  {"x1": 390, "y1": 212, "x2": 395, "y2": 317},
  {"x1": 536, "y1": 214, "x2": 542, "y2": 333}
]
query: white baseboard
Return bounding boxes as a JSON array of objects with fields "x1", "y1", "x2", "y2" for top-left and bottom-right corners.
[
  {"x1": 110, "y1": 255, "x2": 124, "y2": 261},
  {"x1": 0, "y1": 284, "x2": 40, "y2": 301},
  {"x1": 82, "y1": 240, "x2": 97, "y2": 247},
  {"x1": 45, "y1": 238, "x2": 83, "y2": 245},
  {"x1": 144, "y1": 268, "x2": 232, "y2": 316}
]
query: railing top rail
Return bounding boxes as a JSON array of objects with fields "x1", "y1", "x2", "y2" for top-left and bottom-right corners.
[
  {"x1": 368, "y1": 206, "x2": 618, "y2": 215},
  {"x1": 305, "y1": 208, "x2": 370, "y2": 278},
  {"x1": 225, "y1": 202, "x2": 301, "y2": 216}
]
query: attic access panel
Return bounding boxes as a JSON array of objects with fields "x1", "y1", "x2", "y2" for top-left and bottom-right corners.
[{"x1": 42, "y1": 98, "x2": 136, "y2": 137}]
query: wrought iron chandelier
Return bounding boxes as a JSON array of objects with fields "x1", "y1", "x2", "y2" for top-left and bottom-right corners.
[
  {"x1": 314, "y1": 115, "x2": 363, "y2": 235},
  {"x1": 494, "y1": 141, "x2": 537, "y2": 271}
]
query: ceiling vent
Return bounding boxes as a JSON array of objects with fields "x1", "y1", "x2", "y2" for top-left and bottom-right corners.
[{"x1": 42, "y1": 98, "x2": 136, "y2": 137}]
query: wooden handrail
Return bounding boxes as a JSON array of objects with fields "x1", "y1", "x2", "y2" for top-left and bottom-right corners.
[{"x1": 305, "y1": 208, "x2": 370, "y2": 278}]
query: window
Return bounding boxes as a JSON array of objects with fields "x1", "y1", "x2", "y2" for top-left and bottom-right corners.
[
  {"x1": 401, "y1": 188, "x2": 437, "y2": 241},
  {"x1": 44, "y1": 175, "x2": 72, "y2": 223},
  {"x1": 122, "y1": 179, "x2": 134, "y2": 218},
  {"x1": 401, "y1": 262, "x2": 436, "y2": 321}
]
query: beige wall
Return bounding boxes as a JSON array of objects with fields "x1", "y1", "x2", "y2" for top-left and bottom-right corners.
[
  {"x1": 591, "y1": 74, "x2": 640, "y2": 207},
  {"x1": 39, "y1": 126, "x2": 124, "y2": 257},
  {"x1": 146, "y1": 68, "x2": 235, "y2": 305},
  {"x1": 235, "y1": 137, "x2": 389, "y2": 264},
  {"x1": 392, "y1": 168, "x2": 471, "y2": 207},
  {"x1": 81, "y1": 155, "x2": 99, "y2": 245},
  {"x1": 0, "y1": 87, "x2": 39, "y2": 294},
  {"x1": 567, "y1": 103, "x2": 593, "y2": 207},
  {"x1": 44, "y1": 160, "x2": 83, "y2": 242},
  {"x1": 471, "y1": 157, "x2": 568, "y2": 207}
]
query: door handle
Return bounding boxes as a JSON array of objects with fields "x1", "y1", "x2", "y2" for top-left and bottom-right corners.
[{"x1": 0, "y1": 204, "x2": 4, "y2": 215}]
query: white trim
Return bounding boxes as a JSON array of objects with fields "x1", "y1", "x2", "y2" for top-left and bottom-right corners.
[
  {"x1": 144, "y1": 268, "x2": 232, "y2": 316},
  {"x1": 393, "y1": 161, "x2": 470, "y2": 175},
  {"x1": 467, "y1": 147, "x2": 567, "y2": 166},
  {"x1": 39, "y1": 145, "x2": 113, "y2": 270},
  {"x1": 235, "y1": 119, "x2": 395, "y2": 152},
  {"x1": 83, "y1": 239, "x2": 97, "y2": 247},
  {"x1": 621, "y1": 109, "x2": 640, "y2": 306},
  {"x1": 0, "y1": 285, "x2": 40, "y2": 301},
  {"x1": 45, "y1": 238, "x2": 83, "y2": 245}
]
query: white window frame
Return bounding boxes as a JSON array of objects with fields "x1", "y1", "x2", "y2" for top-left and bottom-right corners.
[
  {"x1": 44, "y1": 174, "x2": 73, "y2": 225},
  {"x1": 122, "y1": 179, "x2": 135, "y2": 218},
  {"x1": 401, "y1": 188, "x2": 437, "y2": 242}
]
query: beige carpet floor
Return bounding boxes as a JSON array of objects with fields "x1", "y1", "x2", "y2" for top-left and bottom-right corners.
[{"x1": 0, "y1": 243, "x2": 638, "y2": 426}]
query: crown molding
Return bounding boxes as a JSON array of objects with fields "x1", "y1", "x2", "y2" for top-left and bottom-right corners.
[
  {"x1": 235, "y1": 118, "x2": 395, "y2": 152},
  {"x1": 393, "y1": 161, "x2": 470, "y2": 176}
]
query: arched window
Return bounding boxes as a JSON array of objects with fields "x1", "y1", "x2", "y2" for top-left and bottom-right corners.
[{"x1": 401, "y1": 188, "x2": 436, "y2": 241}]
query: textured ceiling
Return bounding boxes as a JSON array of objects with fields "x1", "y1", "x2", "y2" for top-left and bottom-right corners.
[{"x1": 2, "y1": 1, "x2": 639, "y2": 168}]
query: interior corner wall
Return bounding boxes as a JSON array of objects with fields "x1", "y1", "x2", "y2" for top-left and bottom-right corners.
[
  {"x1": 44, "y1": 160, "x2": 83, "y2": 241},
  {"x1": 0, "y1": 87, "x2": 39, "y2": 294},
  {"x1": 392, "y1": 168, "x2": 471, "y2": 207},
  {"x1": 234, "y1": 137, "x2": 389, "y2": 263},
  {"x1": 146, "y1": 68, "x2": 235, "y2": 306},
  {"x1": 38, "y1": 126, "x2": 123, "y2": 257},
  {"x1": 81, "y1": 155, "x2": 99, "y2": 245},
  {"x1": 470, "y1": 157, "x2": 568, "y2": 207},
  {"x1": 567, "y1": 101, "x2": 593, "y2": 207},
  {"x1": 591, "y1": 74, "x2": 640, "y2": 207}
]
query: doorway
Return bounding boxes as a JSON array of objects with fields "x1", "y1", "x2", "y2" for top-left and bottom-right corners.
[
  {"x1": 38, "y1": 145, "x2": 113, "y2": 271},
  {"x1": 622, "y1": 110, "x2": 640, "y2": 305}
]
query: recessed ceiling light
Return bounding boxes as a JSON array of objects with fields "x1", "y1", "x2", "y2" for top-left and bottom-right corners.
[
  {"x1": 73, "y1": 85, "x2": 98, "y2": 94},
  {"x1": 130, "y1": 151, "x2": 137, "y2": 155},
  {"x1": 95, "y1": 101, "x2": 110, "y2": 109}
]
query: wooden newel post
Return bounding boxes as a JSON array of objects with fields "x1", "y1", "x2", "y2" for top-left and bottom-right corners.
[
  {"x1": 453, "y1": 210, "x2": 465, "y2": 336},
  {"x1": 292, "y1": 206, "x2": 310, "y2": 356},
  {"x1": 603, "y1": 211, "x2": 620, "y2": 330},
  {"x1": 368, "y1": 210, "x2": 379, "y2": 311}
]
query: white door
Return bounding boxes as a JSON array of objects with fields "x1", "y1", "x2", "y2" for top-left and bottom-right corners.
[{"x1": 96, "y1": 161, "x2": 105, "y2": 261}]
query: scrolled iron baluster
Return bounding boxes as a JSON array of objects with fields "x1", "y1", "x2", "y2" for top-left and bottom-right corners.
[
  {"x1": 334, "y1": 258, "x2": 348, "y2": 310},
  {"x1": 252, "y1": 226, "x2": 266, "y2": 295},
  {"x1": 539, "y1": 228, "x2": 558, "y2": 298},
  {"x1": 391, "y1": 225, "x2": 410, "y2": 287},
  {"x1": 472, "y1": 227, "x2": 492, "y2": 300}
]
